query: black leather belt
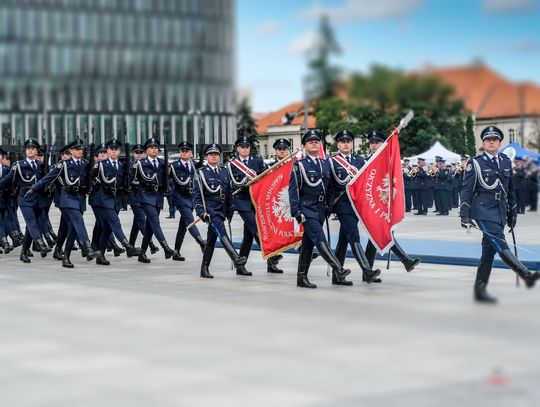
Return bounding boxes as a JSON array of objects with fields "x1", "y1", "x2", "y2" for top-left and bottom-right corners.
[
  {"x1": 303, "y1": 193, "x2": 326, "y2": 202},
  {"x1": 475, "y1": 191, "x2": 504, "y2": 201},
  {"x1": 143, "y1": 184, "x2": 159, "y2": 192}
]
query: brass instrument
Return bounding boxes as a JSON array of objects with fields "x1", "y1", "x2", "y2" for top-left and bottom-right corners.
[
  {"x1": 407, "y1": 166, "x2": 419, "y2": 177},
  {"x1": 427, "y1": 164, "x2": 439, "y2": 176}
]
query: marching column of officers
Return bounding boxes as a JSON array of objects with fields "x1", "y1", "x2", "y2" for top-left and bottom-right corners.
[{"x1": 0, "y1": 125, "x2": 538, "y2": 303}]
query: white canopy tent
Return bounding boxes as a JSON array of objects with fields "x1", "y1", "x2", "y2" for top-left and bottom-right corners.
[{"x1": 406, "y1": 141, "x2": 461, "y2": 165}]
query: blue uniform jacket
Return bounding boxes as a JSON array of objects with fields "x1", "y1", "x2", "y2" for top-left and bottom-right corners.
[
  {"x1": 89, "y1": 159, "x2": 125, "y2": 211},
  {"x1": 0, "y1": 164, "x2": 12, "y2": 208},
  {"x1": 460, "y1": 152, "x2": 516, "y2": 225},
  {"x1": 0, "y1": 159, "x2": 44, "y2": 207},
  {"x1": 227, "y1": 155, "x2": 266, "y2": 212},
  {"x1": 169, "y1": 160, "x2": 196, "y2": 210},
  {"x1": 32, "y1": 158, "x2": 89, "y2": 211},
  {"x1": 328, "y1": 153, "x2": 364, "y2": 215},
  {"x1": 289, "y1": 155, "x2": 331, "y2": 222},
  {"x1": 132, "y1": 157, "x2": 166, "y2": 208},
  {"x1": 192, "y1": 164, "x2": 233, "y2": 220}
]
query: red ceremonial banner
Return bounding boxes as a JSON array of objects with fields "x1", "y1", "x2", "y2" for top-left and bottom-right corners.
[
  {"x1": 346, "y1": 132, "x2": 405, "y2": 253},
  {"x1": 250, "y1": 161, "x2": 303, "y2": 259}
]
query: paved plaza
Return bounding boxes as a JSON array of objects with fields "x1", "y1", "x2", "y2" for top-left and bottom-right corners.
[{"x1": 0, "y1": 209, "x2": 539, "y2": 406}]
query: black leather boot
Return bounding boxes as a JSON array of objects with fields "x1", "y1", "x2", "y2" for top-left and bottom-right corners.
[
  {"x1": 0, "y1": 237, "x2": 12, "y2": 254},
  {"x1": 297, "y1": 246, "x2": 316, "y2": 288},
  {"x1": 499, "y1": 249, "x2": 540, "y2": 288},
  {"x1": 474, "y1": 280, "x2": 497, "y2": 303},
  {"x1": 159, "y1": 241, "x2": 174, "y2": 259},
  {"x1": 96, "y1": 251, "x2": 110, "y2": 265},
  {"x1": 108, "y1": 239, "x2": 125, "y2": 257},
  {"x1": 149, "y1": 241, "x2": 160, "y2": 254},
  {"x1": 200, "y1": 244, "x2": 214, "y2": 279},
  {"x1": 36, "y1": 238, "x2": 52, "y2": 258},
  {"x1": 62, "y1": 250, "x2": 74, "y2": 269},
  {"x1": 220, "y1": 235, "x2": 248, "y2": 269},
  {"x1": 235, "y1": 264, "x2": 252, "y2": 276},
  {"x1": 9, "y1": 231, "x2": 23, "y2": 247},
  {"x1": 350, "y1": 243, "x2": 381, "y2": 283},
  {"x1": 138, "y1": 252, "x2": 151, "y2": 263},
  {"x1": 172, "y1": 250, "x2": 185, "y2": 261},
  {"x1": 194, "y1": 235, "x2": 206, "y2": 253},
  {"x1": 121, "y1": 239, "x2": 140, "y2": 258},
  {"x1": 81, "y1": 241, "x2": 97, "y2": 261},
  {"x1": 392, "y1": 240, "x2": 421, "y2": 272},
  {"x1": 267, "y1": 255, "x2": 284, "y2": 274},
  {"x1": 20, "y1": 243, "x2": 31, "y2": 263},
  {"x1": 49, "y1": 230, "x2": 58, "y2": 241},
  {"x1": 316, "y1": 241, "x2": 351, "y2": 280},
  {"x1": 44, "y1": 233, "x2": 55, "y2": 247},
  {"x1": 331, "y1": 238, "x2": 353, "y2": 285},
  {"x1": 52, "y1": 246, "x2": 65, "y2": 260}
]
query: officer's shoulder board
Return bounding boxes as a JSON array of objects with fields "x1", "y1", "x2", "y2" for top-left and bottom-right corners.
[{"x1": 499, "y1": 152, "x2": 509, "y2": 159}]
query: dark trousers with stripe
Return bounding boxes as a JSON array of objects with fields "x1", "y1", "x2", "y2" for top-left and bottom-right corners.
[{"x1": 475, "y1": 219, "x2": 510, "y2": 283}]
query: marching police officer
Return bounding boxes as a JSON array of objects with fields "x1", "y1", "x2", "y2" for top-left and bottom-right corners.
[
  {"x1": 50, "y1": 145, "x2": 72, "y2": 261},
  {"x1": 289, "y1": 130, "x2": 352, "y2": 288},
  {"x1": 228, "y1": 136, "x2": 283, "y2": 275},
  {"x1": 460, "y1": 126, "x2": 540, "y2": 303},
  {"x1": 0, "y1": 139, "x2": 51, "y2": 262},
  {"x1": 131, "y1": 137, "x2": 174, "y2": 263},
  {"x1": 89, "y1": 139, "x2": 140, "y2": 265},
  {"x1": 363, "y1": 131, "x2": 421, "y2": 280},
  {"x1": 329, "y1": 130, "x2": 381, "y2": 285},
  {"x1": 193, "y1": 143, "x2": 248, "y2": 279},
  {"x1": 0, "y1": 148, "x2": 13, "y2": 253},
  {"x1": 168, "y1": 141, "x2": 206, "y2": 261},
  {"x1": 29, "y1": 139, "x2": 98, "y2": 267}
]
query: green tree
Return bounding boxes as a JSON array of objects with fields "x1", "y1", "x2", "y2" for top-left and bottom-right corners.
[
  {"x1": 307, "y1": 15, "x2": 342, "y2": 100},
  {"x1": 316, "y1": 65, "x2": 469, "y2": 156},
  {"x1": 465, "y1": 115, "x2": 476, "y2": 155},
  {"x1": 236, "y1": 97, "x2": 259, "y2": 154}
]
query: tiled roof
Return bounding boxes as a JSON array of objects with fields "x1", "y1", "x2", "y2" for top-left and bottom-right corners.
[
  {"x1": 426, "y1": 64, "x2": 540, "y2": 119},
  {"x1": 256, "y1": 101, "x2": 316, "y2": 133}
]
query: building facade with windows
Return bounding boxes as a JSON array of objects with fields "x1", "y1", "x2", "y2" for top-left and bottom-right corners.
[{"x1": 0, "y1": 0, "x2": 236, "y2": 153}]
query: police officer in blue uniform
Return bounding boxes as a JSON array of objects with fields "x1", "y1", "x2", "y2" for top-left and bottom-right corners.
[
  {"x1": 402, "y1": 158, "x2": 413, "y2": 212},
  {"x1": 131, "y1": 137, "x2": 174, "y2": 263},
  {"x1": 460, "y1": 126, "x2": 540, "y2": 303},
  {"x1": 50, "y1": 145, "x2": 72, "y2": 260},
  {"x1": 329, "y1": 130, "x2": 381, "y2": 285},
  {"x1": 193, "y1": 143, "x2": 248, "y2": 279},
  {"x1": 363, "y1": 131, "x2": 421, "y2": 280},
  {"x1": 269, "y1": 138, "x2": 290, "y2": 165},
  {"x1": 433, "y1": 157, "x2": 450, "y2": 216},
  {"x1": 168, "y1": 141, "x2": 206, "y2": 261},
  {"x1": 289, "y1": 130, "x2": 352, "y2": 288},
  {"x1": 0, "y1": 148, "x2": 13, "y2": 253},
  {"x1": 89, "y1": 139, "x2": 140, "y2": 265},
  {"x1": 127, "y1": 145, "x2": 160, "y2": 256},
  {"x1": 228, "y1": 135, "x2": 283, "y2": 275},
  {"x1": 29, "y1": 139, "x2": 98, "y2": 267},
  {"x1": 412, "y1": 157, "x2": 429, "y2": 215},
  {"x1": 0, "y1": 139, "x2": 52, "y2": 262}
]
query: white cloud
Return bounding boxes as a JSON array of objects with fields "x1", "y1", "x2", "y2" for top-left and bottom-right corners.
[
  {"x1": 483, "y1": 0, "x2": 536, "y2": 14},
  {"x1": 288, "y1": 31, "x2": 322, "y2": 55},
  {"x1": 256, "y1": 20, "x2": 280, "y2": 35},
  {"x1": 298, "y1": 0, "x2": 424, "y2": 22}
]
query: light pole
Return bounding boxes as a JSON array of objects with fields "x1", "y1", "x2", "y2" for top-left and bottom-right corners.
[{"x1": 187, "y1": 109, "x2": 203, "y2": 157}]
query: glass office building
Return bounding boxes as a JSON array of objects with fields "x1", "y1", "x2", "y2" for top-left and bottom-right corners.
[{"x1": 0, "y1": 0, "x2": 236, "y2": 152}]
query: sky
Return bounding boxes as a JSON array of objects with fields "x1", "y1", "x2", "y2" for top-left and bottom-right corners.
[{"x1": 237, "y1": 0, "x2": 540, "y2": 113}]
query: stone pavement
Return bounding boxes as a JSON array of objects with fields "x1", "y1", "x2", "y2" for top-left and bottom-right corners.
[{"x1": 0, "y1": 209, "x2": 539, "y2": 406}]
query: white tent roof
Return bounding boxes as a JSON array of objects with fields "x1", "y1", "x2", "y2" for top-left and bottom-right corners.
[{"x1": 406, "y1": 141, "x2": 461, "y2": 165}]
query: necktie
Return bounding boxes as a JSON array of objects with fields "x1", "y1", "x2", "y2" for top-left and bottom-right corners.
[
  {"x1": 214, "y1": 168, "x2": 219, "y2": 176},
  {"x1": 185, "y1": 162, "x2": 189, "y2": 171},
  {"x1": 31, "y1": 161, "x2": 36, "y2": 171},
  {"x1": 492, "y1": 156, "x2": 498, "y2": 169},
  {"x1": 76, "y1": 160, "x2": 80, "y2": 167},
  {"x1": 113, "y1": 161, "x2": 117, "y2": 170},
  {"x1": 243, "y1": 159, "x2": 248, "y2": 165},
  {"x1": 346, "y1": 156, "x2": 351, "y2": 164},
  {"x1": 153, "y1": 159, "x2": 158, "y2": 169}
]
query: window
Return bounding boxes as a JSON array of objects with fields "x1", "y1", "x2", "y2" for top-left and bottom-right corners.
[{"x1": 509, "y1": 129, "x2": 515, "y2": 143}]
